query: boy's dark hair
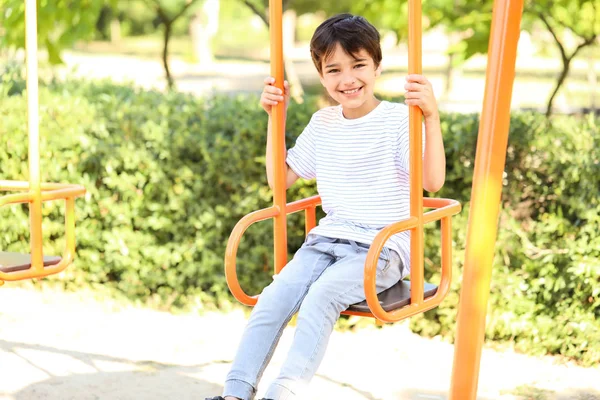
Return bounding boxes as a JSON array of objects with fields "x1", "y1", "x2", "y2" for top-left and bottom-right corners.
[{"x1": 310, "y1": 14, "x2": 382, "y2": 76}]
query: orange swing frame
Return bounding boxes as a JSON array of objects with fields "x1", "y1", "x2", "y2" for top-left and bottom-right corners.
[
  {"x1": 0, "y1": 0, "x2": 86, "y2": 284},
  {"x1": 225, "y1": 0, "x2": 524, "y2": 398}
]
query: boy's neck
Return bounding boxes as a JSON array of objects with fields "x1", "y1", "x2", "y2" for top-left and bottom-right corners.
[{"x1": 341, "y1": 97, "x2": 381, "y2": 120}]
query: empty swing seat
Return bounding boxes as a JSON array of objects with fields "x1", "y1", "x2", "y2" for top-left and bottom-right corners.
[
  {"x1": 0, "y1": 180, "x2": 85, "y2": 282},
  {"x1": 0, "y1": 252, "x2": 62, "y2": 273}
]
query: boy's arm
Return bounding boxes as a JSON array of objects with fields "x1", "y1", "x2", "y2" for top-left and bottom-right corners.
[
  {"x1": 404, "y1": 74, "x2": 446, "y2": 193},
  {"x1": 266, "y1": 116, "x2": 300, "y2": 190},
  {"x1": 422, "y1": 113, "x2": 446, "y2": 193}
]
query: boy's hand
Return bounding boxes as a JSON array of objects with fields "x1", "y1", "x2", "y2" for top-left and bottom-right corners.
[
  {"x1": 404, "y1": 74, "x2": 439, "y2": 120},
  {"x1": 260, "y1": 77, "x2": 290, "y2": 116}
]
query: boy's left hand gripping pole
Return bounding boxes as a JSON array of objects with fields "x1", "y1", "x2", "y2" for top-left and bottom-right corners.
[{"x1": 270, "y1": 0, "x2": 288, "y2": 274}]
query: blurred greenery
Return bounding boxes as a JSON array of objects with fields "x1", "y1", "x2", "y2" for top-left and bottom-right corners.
[
  {"x1": 0, "y1": 0, "x2": 112, "y2": 64},
  {"x1": 0, "y1": 70, "x2": 598, "y2": 365},
  {"x1": 1, "y1": 0, "x2": 597, "y2": 109}
]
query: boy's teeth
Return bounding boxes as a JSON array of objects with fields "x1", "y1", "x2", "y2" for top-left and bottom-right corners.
[{"x1": 343, "y1": 88, "x2": 359, "y2": 94}]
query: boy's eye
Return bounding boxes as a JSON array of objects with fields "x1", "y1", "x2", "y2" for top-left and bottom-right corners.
[
  {"x1": 354, "y1": 64, "x2": 366, "y2": 69},
  {"x1": 327, "y1": 69, "x2": 339, "y2": 74}
]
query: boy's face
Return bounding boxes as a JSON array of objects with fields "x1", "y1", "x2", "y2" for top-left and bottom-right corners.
[{"x1": 319, "y1": 43, "x2": 382, "y2": 119}]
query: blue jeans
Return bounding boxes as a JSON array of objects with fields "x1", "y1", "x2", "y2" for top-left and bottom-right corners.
[{"x1": 223, "y1": 234, "x2": 404, "y2": 400}]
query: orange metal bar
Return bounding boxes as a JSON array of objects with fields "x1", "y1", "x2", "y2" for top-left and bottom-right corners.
[
  {"x1": 0, "y1": 197, "x2": 77, "y2": 281},
  {"x1": 224, "y1": 197, "x2": 460, "y2": 320},
  {"x1": 449, "y1": 0, "x2": 524, "y2": 398},
  {"x1": 25, "y1": 0, "x2": 43, "y2": 272},
  {"x1": 269, "y1": 0, "x2": 288, "y2": 274},
  {"x1": 0, "y1": 181, "x2": 85, "y2": 207},
  {"x1": 225, "y1": 207, "x2": 280, "y2": 305},
  {"x1": 0, "y1": 180, "x2": 80, "y2": 191},
  {"x1": 360, "y1": 199, "x2": 461, "y2": 322},
  {"x1": 408, "y1": 0, "x2": 424, "y2": 306},
  {"x1": 287, "y1": 195, "x2": 320, "y2": 239},
  {"x1": 0, "y1": 192, "x2": 33, "y2": 206},
  {"x1": 304, "y1": 207, "x2": 316, "y2": 237},
  {"x1": 285, "y1": 195, "x2": 321, "y2": 214}
]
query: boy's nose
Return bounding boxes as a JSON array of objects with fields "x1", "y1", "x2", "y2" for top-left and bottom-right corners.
[{"x1": 341, "y1": 74, "x2": 357, "y2": 86}]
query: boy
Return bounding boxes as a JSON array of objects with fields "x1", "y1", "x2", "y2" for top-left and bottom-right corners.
[{"x1": 207, "y1": 13, "x2": 445, "y2": 400}]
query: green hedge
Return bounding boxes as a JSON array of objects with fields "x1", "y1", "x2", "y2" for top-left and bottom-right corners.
[{"x1": 0, "y1": 73, "x2": 598, "y2": 365}]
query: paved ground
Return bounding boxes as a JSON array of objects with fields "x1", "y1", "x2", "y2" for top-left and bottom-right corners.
[{"x1": 0, "y1": 287, "x2": 599, "y2": 400}]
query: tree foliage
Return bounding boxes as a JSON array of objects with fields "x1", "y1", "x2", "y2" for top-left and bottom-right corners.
[
  {"x1": 0, "y1": 0, "x2": 110, "y2": 64},
  {"x1": 140, "y1": 0, "x2": 203, "y2": 89},
  {"x1": 360, "y1": 0, "x2": 599, "y2": 116}
]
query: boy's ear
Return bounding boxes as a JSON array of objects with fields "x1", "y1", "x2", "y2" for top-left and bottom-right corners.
[
  {"x1": 375, "y1": 64, "x2": 382, "y2": 77},
  {"x1": 319, "y1": 73, "x2": 326, "y2": 86}
]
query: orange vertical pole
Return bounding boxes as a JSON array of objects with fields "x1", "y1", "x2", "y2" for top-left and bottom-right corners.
[
  {"x1": 449, "y1": 0, "x2": 524, "y2": 398},
  {"x1": 25, "y1": 0, "x2": 43, "y2": 270},
  {"x1": 408, "y1": 0, "x2": 424, "y2": 304},
  {"x1": 269, "y1": 0, "x2": 288, "y2": 274}
]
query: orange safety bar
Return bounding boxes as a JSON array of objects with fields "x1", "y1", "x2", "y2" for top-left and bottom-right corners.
[
  {"x1": 0, "y1": 0, "x2": 85, "y2": 284},
  {"x1": 224, "y1": 0, "x2": 461, "y2": 319},
  {"x1": 225, "y1": 196, "x2": 460, "y2": 318}
]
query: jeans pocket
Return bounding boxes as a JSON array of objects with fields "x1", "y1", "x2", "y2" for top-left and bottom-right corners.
[{"x1": 379, "y1": 258, "x2": 391, "y2": 273}]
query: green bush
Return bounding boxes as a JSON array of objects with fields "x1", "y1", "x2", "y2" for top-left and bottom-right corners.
[
  {"x1": 0, "y1": 74, "x2": 598, "y2": 365},
  {"x1": 412, "y1": 112, "x2": 600, "y2": 366}
]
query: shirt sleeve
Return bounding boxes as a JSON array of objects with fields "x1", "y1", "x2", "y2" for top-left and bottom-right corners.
[{"x1": 286, "y1": 114, "x2": 317, "y2": 180}]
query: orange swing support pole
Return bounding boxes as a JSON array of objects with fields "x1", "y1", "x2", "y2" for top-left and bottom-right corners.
[
  {"x1": 26, "y1": 0, "x2": 44, "y2": 271},
  {"x1": 269, "y1": 0, "x2": 288, "y2": 274},
  {"x1": 449, "y1": 0, "x2": 524, "y2": 398},
  {"x1": 407, "y1": 0, "x2": 424, "y2": 306}
]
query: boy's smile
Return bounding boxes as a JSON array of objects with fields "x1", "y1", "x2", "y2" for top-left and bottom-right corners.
[{"x1": 319, "y1": 43, "x2": 381, "y2": 119}]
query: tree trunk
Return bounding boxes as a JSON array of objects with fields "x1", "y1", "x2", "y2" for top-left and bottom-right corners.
[
  {"x1": 546, "y1": 55, "x2": 570, "y2": 117},
  {"x1": 162, "y1": 22, "x2": 174, "y2": 90},
  {"x1": 110, "y1": 18, "x2": 121, "y2": 44},
  {"x1": 190, "y1": 0, "x2": 220, "y2": 67},
  {"x1": 588, "y1": 54, "x2": 597, "y2": 112}
]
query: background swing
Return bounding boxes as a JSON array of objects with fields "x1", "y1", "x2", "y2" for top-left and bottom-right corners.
[
  {"x1": 0, "y1": 0, "x2": 86, "y2": 285},
  {"x1": 224, "y1": 0, "x2": 524, "y2": 398}
]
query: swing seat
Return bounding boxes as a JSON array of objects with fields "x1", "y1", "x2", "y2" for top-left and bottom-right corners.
[
  {"x1": 0, "y1": 180, "x2": 85, "y2": 282},
  {"x1": 347, "y1": 281, "x2": 438, "y2": 313},
  {"x1": 225, "y1": 195, "x2": 461, "y2": 323},
  {"x1": 0, "y1": 252, "x2": 61, "y2": 273}
]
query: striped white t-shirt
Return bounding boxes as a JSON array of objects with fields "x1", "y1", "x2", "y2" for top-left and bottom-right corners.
[{"x1": 286, "y1": 100, "x2": 423, "y2": 272}]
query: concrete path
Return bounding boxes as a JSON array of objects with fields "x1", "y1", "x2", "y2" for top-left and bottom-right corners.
[{"x1": 0, "y1": 287, "x2": 599, "y2": 400}]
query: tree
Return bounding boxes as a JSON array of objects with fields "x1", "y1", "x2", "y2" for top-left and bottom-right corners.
[
  {"x1": 357, "y1": 0, "x2": 599, "y2": 116},
  {"x1": 0, "y1": 0, "x2": 109, "y2": 64},
  {"x1": 142, "y1": 0, "x2": 203, "y2": 89},
  {"x1": 526, "y1": 0, "x2": 599, "y2": 116},
  {"x1": 432, "y1": 0, "x2": 599, "y2": 116}
]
